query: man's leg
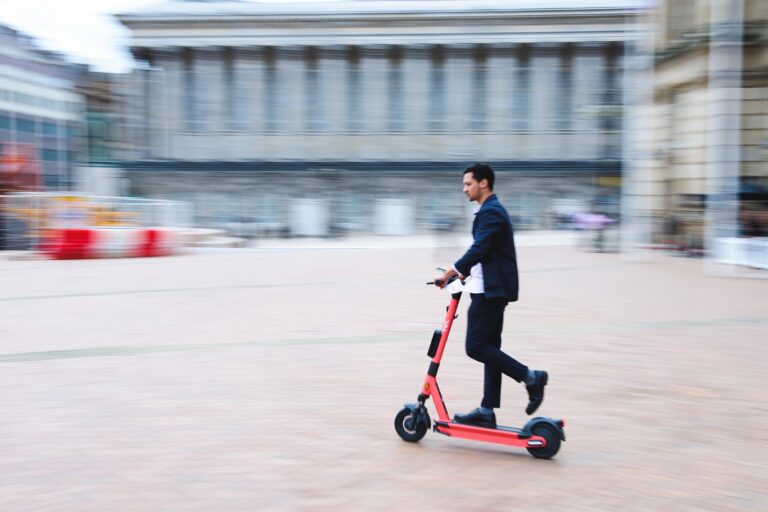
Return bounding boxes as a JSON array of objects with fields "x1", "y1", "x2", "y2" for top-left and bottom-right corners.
[
  {"x1": 481, "y1": 305, "x2": 504, "y2": 409},
  {"x1": 457, "y1": 294, "x2": 548, "y2": 421},
  {"x1": 455, "y1": 294, "x2": 525, "y2": 426},
  {"x1": 466, "y1": 294, "x2": 528, "y2": 385}
]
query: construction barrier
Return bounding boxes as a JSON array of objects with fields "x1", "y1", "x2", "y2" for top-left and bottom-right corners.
[
  {"x1": 1, "y1": 192, "x2": 191, "y2": 257},
  {"x1": 47, "y1": 227, "x2": 180, "y2": 260}
]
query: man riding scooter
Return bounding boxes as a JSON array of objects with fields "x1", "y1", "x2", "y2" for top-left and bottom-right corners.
[{"x1": 434, "y1": 163, "x2": 549, "y2": 428}]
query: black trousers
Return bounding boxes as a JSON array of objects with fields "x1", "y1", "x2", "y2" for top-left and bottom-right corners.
[{"x1": 466, "y1": 293, "x2": 528, "y2": 409}]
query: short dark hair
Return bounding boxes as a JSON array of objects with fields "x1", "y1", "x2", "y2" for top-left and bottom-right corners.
[{"x1": 463, "y1": 163, "x2": 495, "y2": 190}]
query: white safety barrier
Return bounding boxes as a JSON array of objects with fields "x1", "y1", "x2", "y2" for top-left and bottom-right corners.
[{"x1": 714, "y1": 237, "x2": 768, "y2": 270}]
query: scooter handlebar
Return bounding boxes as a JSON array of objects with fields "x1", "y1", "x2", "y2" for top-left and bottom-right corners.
[{"x1": 427, "y1": 275, "x2": 462, "y2": 287}]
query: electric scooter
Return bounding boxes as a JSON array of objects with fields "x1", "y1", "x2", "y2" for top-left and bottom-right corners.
[{"x1": 394, "y1": 274, "x2": 565, "y2": 459}]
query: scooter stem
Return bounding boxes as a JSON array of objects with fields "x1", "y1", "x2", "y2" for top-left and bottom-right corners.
[{"x1": 432, "y1": 292, "x2": 461, "y2": 364}]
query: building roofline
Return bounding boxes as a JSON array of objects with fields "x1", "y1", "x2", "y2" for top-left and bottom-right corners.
[{"x1": 117, "y1": 0, "x2": 646, "y2": 25}]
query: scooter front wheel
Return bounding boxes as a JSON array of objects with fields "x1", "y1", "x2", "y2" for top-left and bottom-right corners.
[{"x1": 394, "y1": 407, "x2": 428, "y2": 442}]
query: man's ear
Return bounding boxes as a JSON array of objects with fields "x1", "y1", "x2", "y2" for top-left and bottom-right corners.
[{"x1": 479, "y1": 179, "x2": 489, "y2": 190}]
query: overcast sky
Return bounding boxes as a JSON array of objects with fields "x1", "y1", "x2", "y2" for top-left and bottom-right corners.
[
  {"x1": 0, "y1": 0, "x2": 649, "y2": 74},
  {"x1": 0, "y1": 0, "x2": 343, "y2": 73}
]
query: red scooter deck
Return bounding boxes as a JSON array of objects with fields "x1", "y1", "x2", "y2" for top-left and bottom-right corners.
[{"x1": 433, "y1": 421, "x2": 548, "y2": 449}]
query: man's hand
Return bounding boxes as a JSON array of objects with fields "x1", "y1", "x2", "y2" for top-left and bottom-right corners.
[{"x1": 434, "y1": 268, "x2": 464, "y2": 289}]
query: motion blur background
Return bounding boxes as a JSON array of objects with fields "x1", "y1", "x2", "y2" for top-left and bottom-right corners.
[
  {"x1": 0, "y1": 0, "x2": 765, "y2": 267},
  {"x1": 1, "y1": 3, "x2": 767, "y2": 510}
]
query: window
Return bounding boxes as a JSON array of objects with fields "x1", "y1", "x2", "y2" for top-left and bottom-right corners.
[
  {"x1": 0, "y1": 114, "x2": 10, "y2": 130},
  {"x1": 41, "y1": 148, "x2": 59, "y2": 162},
  {"x1": 667, "y1": 0, "x2": 699, "y2": 43},
  {"x1": 429, "y1": 46, "x2": 445, "y2": 131},
  {"x1": 64, "y1": 124, "x2": 79, "y2": 139},
  {"x1": 16, "y1": 117, "x2": 35, "y2": 133},
  {"x1": 43, "y1": 122, "x2": 58, "y2": 137}
]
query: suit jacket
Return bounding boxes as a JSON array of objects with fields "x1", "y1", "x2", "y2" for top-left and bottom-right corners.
[{"x1": 454, "y1": 194, "x2": 519, "y2": 302}]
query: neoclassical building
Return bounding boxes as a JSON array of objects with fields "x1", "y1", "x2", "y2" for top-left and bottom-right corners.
[{"x1": 117, "y1": 0, "x2": 643, "y2": 235}]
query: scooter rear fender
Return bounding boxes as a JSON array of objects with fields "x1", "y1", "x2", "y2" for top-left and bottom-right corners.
[{"x1": 523, "y1": 416, "x2": 566, "y2": 441}]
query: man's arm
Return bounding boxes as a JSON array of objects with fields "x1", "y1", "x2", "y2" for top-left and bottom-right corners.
[
  {"x1": 434, "y1": 266, "x2": 464, "y2": 289},
  {"x1": 453, "y1": 209, "x2": 504, "y2": 276}
]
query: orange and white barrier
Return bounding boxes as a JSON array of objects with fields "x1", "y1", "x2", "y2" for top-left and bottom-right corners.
[{"x1": 45, "y1": 227, "x2": 180, "y2": 260}]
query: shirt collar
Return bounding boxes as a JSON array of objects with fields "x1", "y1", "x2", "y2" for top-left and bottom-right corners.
[{"x1": 474, "y1": 194, "x2": 497, "y2": 214}]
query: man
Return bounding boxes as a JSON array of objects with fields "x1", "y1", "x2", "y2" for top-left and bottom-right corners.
[{"x1": 435, "y1": 163, "x2": 548, "y2": 428}]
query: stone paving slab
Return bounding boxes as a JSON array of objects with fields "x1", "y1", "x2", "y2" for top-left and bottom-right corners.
[{"x1": 0, "y1": 245, "x2": 766, "y2": 511}]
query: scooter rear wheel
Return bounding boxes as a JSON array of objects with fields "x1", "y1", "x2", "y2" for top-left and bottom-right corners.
[
  {"x1": 395, "y1": 407, "x2": 428, "y2": 442},
  {"x1": 526, "y1": 423, "x2": 561, "y2": 459}
]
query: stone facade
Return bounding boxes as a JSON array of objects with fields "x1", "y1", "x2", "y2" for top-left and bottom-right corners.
[
  {"x1": 116, "y1": 0, "x2": 641, "y2": 235},
  {"x1": 652, "y1": 0, "x2": 768, "y2": 249}
]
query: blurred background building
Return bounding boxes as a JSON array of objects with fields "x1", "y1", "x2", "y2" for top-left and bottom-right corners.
[
  {"x1": 0, "y1": 23, "x2": 84, "y2": 192},
  {"x1": 115, "y1": 0, "x2": 641, "y2": 237},
  {"x1": 651, "y1": 0, "x2": 768, "y2": 254},
  {"x1": 78, "y1": 72, "x2": 131, "y2": 166},
  {"x1": 1, "y1": 0, "x2": 765, "y2": 263}
]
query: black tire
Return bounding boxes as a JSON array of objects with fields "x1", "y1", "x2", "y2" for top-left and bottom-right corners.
[
  {"x1": 526, "y1": 423, "x2": 561, "y2": 459},
  {"x1": 394, "y1": 407, "x2": 428, "y2": 442}
]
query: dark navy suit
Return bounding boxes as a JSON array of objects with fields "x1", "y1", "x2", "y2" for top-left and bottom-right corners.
[{"x1": 454, "y1": 194, "x2": 527, "y2": 408}]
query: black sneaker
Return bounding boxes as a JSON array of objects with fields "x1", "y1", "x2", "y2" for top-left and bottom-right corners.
[
  {"x1": 453, "y1": 408, "x2": 497, "y2": 428},
  {"x1": 525, "y1": 370, "x2": 548, "y2": 415}
]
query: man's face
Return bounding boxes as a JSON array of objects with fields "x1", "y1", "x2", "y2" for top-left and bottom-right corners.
[{"x1": 463, "y1": 172, "x2": 485, "y2": 201}]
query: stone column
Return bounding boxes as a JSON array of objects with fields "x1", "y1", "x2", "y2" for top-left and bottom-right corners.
[
  {"x1": 279, "y1": 46, "x2": 306, "y2": 135},
  {"x1": 704, "y1": 0, "x2": 744, "y2": 270},
  {"x1": 510, "y1": 44, "x2": 530, "y2": 158},
  {"x1": 444, "y1": 44, "x2": 474, "y2": 159},
  {"x1": 313, "y1": 46, "x2": 346, "y2": 159},
  {"x1": 194, "y1": 47, "x2": 226, "y2": 137},
  {"x1": 152, "y1": 48, "x2": 183, "y2": 159},
  {"x1": 572, "y1": 42, "x2": 605, "y2": 160},
  {"x1": 486, "y1": 44, "x2": 514, "y2": 134},
  {"x1": 529, "y1": 43, "x2": 561, "y2": 159},
  {"x1": 620, "y1": 21, "x2": 655, "y2": 258},
  {"x1": 402, "y1": 45, "x2": 431, "y2": 157},
  {"x1": 386, "y1": 46, "x2": 405, "y2": 133},
  {"x1": 232, "y1": 46, "x2": 263, "y2": 133},
  {"x1": 485, "y1": 44, "x2": 515, "y2": 159},
  {"x1": 558, "y1": 43, "x2": 575, "y2": 159},
  {"x1": 320, "y1": 46, "x2": 346, "y2": 134},
  {"x1": 232, "y1": 47, "x2": 264, "y2": 158},
  {"x1": 344, "y1": 46, "x2": 362, "y2": 134},
  {"x1": 360, "y1": 45, "x2": 389, "y2": 135}
]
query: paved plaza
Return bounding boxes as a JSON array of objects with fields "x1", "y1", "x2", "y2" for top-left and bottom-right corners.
[{"x1": 1, "y1": 241, "x2": 766, "y2": 511}]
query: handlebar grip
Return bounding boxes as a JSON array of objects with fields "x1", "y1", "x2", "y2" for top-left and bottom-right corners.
[{"x1": 429, "y1": 277, "x2": 459, "y2": 287}]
